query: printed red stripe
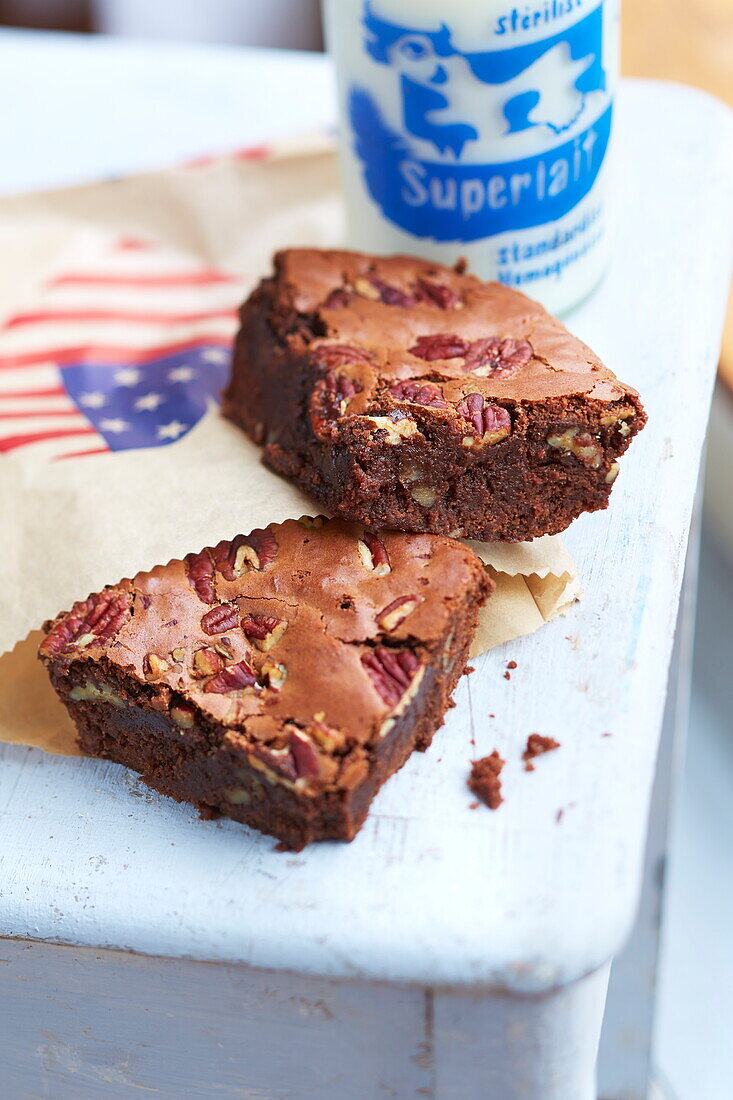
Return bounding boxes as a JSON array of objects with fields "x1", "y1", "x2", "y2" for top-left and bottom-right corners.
[
  {"x1": 186, "y1": 143, "x2": 270, "y2": 168},
  {"x1": 0, "y1": 426, "x2": 97, "y2": 453},
  {"x1": 233, "y1": 145, "x2": 271, "y2": 161},
  {"x1": 0, "y1": 409, "x2": 81, "y2": 419},
  {"x1": 55, "y1": 444, "x2": 110, "y2": 460},
  {"x1": 49, "y1": 271, "x2": 238, "y2": 289},
  {"x1": 5, "y1": 306, "x2": 237, "y2": 329},
  {"x1": 0, "y1": 386, "x2": 65, "y2": 398},
  {"x1": 117, "y1": 238, "x2": 151, "y2": 251},
  {"x1": 0, "y1": 335, "x2": 232, "y2": 370}
]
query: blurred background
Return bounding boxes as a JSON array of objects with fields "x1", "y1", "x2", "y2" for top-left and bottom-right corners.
[
  {"x1": 0, "y1": 0, "x2": 325, "y2": 46},
  {"x1": 1, "y1": 2, "x2": 730, "y2": 1098}
]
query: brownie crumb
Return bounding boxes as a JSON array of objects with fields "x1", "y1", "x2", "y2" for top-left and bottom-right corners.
[
  {"x1": 503, "y1": 670, "x2": 511, "y2": 680},
  {"x1": 464, "y1": 664, "x2": 475, "y2": 675},
  {"x1": 523, "y1": 733, "x2": 560, "y2": 771},
  {"x1": 506, "y1": 660, "x2": 517, "y2": 670},
  {"x1": 468, "y1": 801, "x2": 479, "y2": 810},
  {"x1": 468, "y1": 751, "x2": 505, "y2": 810}
]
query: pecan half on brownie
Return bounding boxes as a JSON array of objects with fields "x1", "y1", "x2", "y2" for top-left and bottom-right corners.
[
  {"x1": 39, "y1": 518, "x2": 492, "y2": 850},
  {"x1": 223, "y1": 248, "x2": 646, "y2": 542}
]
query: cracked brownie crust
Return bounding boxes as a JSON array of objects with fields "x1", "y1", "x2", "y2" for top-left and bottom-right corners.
[
  {"x1": 224, "y1": 249, "x2": 646, "y2": 542},
  {"x1": 38, "y1": 518, "x2": 492, "y2": 849}
]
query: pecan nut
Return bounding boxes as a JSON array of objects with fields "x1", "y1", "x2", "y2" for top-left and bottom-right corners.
[
  {"x1": 204, "y1": 659, "x2": 259, "y2": 694},
  {"x1": 192, "y1": 647, "x2": 225, "y2": 679},
  {"x1": 353, "y1": 277, "x2": 381, "y2": 301},
  {"x1": 409, "y1": 334, "x2": 532, "y2": 377},
  {"x1": 185, "y1": 550, "x2": 216, "y2": 604},
  {"x1": 241, "y1": 614, "x2": 288, "y2": 651},
  {"x1": 409, "y1": 333, "x2": 469, "y2": 361},
  {"x1": 288, "y1": 728, "x2": 321, "y2": 780},
  {"x1": 361, "y1": 646, "x2": 421, "y2": 708},
  {"x1": 311, "y1": 344, "x2": 372, "y2": 370},
  {"x1": 378, "y1": 596, "x2": 422, "y2": 633},
  {"x1": 309, "y1": 371, "x2": 361, "y2": 438},
  {"x1": 364, "y1": 413, "x2": 420, "y2": 444},
  {"x1": 213, "y1": 638, "x2": 235, "y2": 661},
  {"x1": 249, "y1": 746, "x2": 296, "y2": 783},
  {"x1": 143, "y1": 653, "x2": 169, "y2": 681},
  {"x1": 41, "y1": 589, "x2": 131, "y2": 657},
  {"x1": 416, "y1": 277, "x2": 460, "y2": 309},
  {"x1": 339, "y1": 755, "x2": 370, "y2": 790},
  {"x1": 456, "y1": 394, "x2": 511, "y2": 444},
  {"x1": 410, "y1": 485, "x2": 437, "y2": 507},
  {"x1": 68, "y1": 681, "x2": 125, "y2": 708},
  {"x1": 310, "y1": 719, "x2": 346, "y2": 752},
  {"x1": 212, "y1": 528, "x2": 278, "y2": 577},
  {"x1": 354, "y1": 275, "x2": 416, "y2": 307},
  {"x1": 370, "y1": 277, "x2": 416, "y2": 307},
  {"x1": 356, "y1": 531, "x2": 391, "y2": 576},
  {"x1": 547, "y1": 427, "x2": 602, "y2": 469},
  {"x1": 464, "y1": 337, "x2": 532, "y2": 376},
  {"x1": 261, "y1": 656, "x2": 287, "y2": 689},
  {"x1": 250, "y1": 733, "x2": 324, "y2": 785},
  {"x1": 171, "y1": 704, "x2": 196, "y2": 729},
  {"x1": 201, "y1": 603, "x2": 239, "y2": 635},
  {"x1": 388, "y1": 380, "x2": 449, "y2": 409}
]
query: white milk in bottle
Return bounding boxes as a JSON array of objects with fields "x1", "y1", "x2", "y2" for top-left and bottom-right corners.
[{"x1": 323, "y1": 0, "x2": 619, "y2": 314}]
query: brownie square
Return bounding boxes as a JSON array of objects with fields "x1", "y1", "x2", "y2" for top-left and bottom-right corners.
[
  {"x1": 223, "y1": 249, "x2": 646, "y2": 542},
  {"x1": 39, "y1": 518, "x2": 491, "y2": 849}
]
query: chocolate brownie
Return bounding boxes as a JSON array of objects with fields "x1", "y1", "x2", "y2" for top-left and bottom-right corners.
[
  {"x1": 38, "y1": 518, "x2": 492, "y2": 850},
  {"x1": 224, "y1": 249, "x2": 646, "y2": 542}
]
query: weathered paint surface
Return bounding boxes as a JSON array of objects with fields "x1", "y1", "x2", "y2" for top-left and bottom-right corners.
[{"x1": 0, "y1": 938, "x2": 609, "y2": 1100}]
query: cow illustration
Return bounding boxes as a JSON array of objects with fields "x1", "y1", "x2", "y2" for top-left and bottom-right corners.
[{"x1": 364, "y1": 3, "x2": 605, "y2": 160}]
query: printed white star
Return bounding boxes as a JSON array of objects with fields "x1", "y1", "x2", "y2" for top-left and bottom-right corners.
[
  {"x1": 157, "y1": 420, "x2": 188, "y2": 441},
  {"x1": 78, "y1": 391, "x2": 107, "y2": 409},
  {"x1": 168, "y1": 365, "x2": 195, "y2": 383},
  {"x1": 114, "y1": 368, "x2": 142, "y2": 387},
  {"x1": 201, "y1": 348, "x2": 228, "y2": 365},
  {"x1": 134, "y1": 392, "x2": 165, "y2": 412},
  {"x1": 99, "y1": 418, "x2": 131, "y2": 434}
]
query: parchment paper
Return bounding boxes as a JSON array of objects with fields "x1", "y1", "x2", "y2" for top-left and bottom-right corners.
[{"x1": 0, "y1": 135, "x2": 581, "y2": 756}]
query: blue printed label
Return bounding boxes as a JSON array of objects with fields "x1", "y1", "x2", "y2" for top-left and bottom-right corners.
[{"x1": 349, "y1": 2, "x2": 612, "y2": 243}]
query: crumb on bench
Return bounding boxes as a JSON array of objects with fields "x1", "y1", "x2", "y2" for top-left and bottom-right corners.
[
  {"x1": 523, "y1": 733, "x2": 560, "y2": 771},
  {"x1": 468, "y1": 750, "x2": 505, "y2": 809}
]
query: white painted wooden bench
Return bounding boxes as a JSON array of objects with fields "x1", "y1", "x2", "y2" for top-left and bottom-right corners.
[{"x1": 1, "y1": 33, "x2": 731, "y2": 1100}]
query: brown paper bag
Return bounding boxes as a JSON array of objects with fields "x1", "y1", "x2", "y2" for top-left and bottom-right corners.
[{"x1": 0, "y1": 136, "x2": 580, "y2": 756}]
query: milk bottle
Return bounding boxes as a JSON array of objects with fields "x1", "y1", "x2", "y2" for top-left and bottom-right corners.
[{"x1": 323, "y1": 0, "x2": 619, "y2": 314}]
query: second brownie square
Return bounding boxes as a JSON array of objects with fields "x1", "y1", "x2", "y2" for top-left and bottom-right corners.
[{"x1": 224, "y1": 249, "x2": 645, "y2": 542}]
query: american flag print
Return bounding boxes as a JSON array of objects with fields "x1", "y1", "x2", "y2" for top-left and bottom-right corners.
[{"x1": 0, "y1": 237, "x2": 243, "y2": 460}]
